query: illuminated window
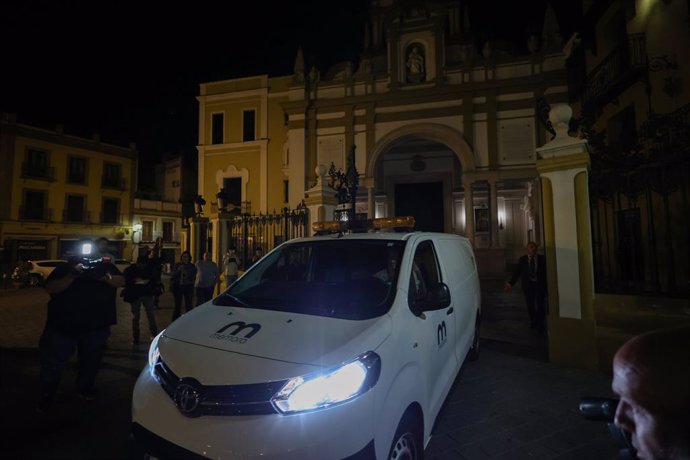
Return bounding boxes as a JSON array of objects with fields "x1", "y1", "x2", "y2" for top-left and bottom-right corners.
[{"x1": 143, "y1": 221, "x2": 154, "y2": 241}]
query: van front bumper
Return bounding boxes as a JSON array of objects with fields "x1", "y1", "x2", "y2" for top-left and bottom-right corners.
[{"x1": 132, "y1": 367, "x2": 377, "y2": 460}]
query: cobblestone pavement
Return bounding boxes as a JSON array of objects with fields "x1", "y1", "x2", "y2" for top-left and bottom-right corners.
[{"x1": 0, "y1": 278, "x2": 618, "y2": 459}]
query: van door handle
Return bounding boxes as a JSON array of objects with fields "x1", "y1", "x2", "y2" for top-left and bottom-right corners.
[{"x1": 446, "y1": 307, "x2": 454, "y2": 315}]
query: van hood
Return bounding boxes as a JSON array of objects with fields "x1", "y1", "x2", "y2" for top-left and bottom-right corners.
[{"x1": 164, "y1": 303, "x2": 391, "y2": 368}]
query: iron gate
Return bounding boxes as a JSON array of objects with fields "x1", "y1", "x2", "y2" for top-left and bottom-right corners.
[{"x1": 225, "y1": 202, "x2": 309, "y2": 268}]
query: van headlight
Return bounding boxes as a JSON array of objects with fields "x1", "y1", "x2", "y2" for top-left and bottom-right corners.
[
  {"x1": 148, "y1": 330, "x2": 165, "y2": 372},
  {"x1": 271, "y1": 351, "x2": 380, "y2": 414}
]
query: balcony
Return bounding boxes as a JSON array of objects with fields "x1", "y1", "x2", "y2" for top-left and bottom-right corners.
[
  {"x1": 582, "y1": 33, "x2": 647, "y2": 113},
  {"x1": 100, "y1": 213, "x2": 124, "y2": 225},
  {"x1": 139, "y1": 229, "x2": 181, "y2": 244},
  {"x1": 21, "y1": 163, "x2": 55, "y2": 181},
  {"x1": 20, "y1": 206, "x2": 52, "y2": 221},
  {"x1": 101, "y1": 175, "x2": 127, "y2": 190},
  {"x1": 62, "y1": 210, "x2": 91, "y2": 224},
  {"x1": 134, "y1": 198, "x2": 182, "y2": 213}
]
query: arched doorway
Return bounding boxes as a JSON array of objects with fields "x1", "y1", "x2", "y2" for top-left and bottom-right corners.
[
  {"x1": 367, "y1": 123, "x2": 475, "y2": 235},
  {"x1": 372, "y1": 137, "x2": 461, "y2": 233}
]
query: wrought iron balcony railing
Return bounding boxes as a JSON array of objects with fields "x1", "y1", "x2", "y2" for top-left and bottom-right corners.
[
  {"x1": 100, "y1": 213, "x2": 124, "y2": 225},
  {"x1": 101, "y1": 175, "x2": 127, "y2": 190},
  {"x1": 20, "y1": 206, "x2": 52, "y2": 221},
  {"x1": 62, "y1": 209, "x2": 91, "y2": 224},
  {"x1": 21, "y1": 163, "x2": 55, "y2": 181},
  {"x1": 582, "y1": 33, "x2": 647, "y2": 111}
]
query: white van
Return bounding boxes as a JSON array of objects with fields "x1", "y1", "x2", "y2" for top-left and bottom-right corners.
[{"x1": 131, "y1": 218, "x2": 481, "y2": 459}]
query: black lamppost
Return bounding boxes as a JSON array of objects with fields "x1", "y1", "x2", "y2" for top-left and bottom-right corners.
[{"x1": 328, "y1": 145, "x2": 359, "y2": 222}]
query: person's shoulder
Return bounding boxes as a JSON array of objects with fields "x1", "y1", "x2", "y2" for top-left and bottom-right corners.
[{"x1": 105, "y1": 263, "x2": 122, "y2": 276}]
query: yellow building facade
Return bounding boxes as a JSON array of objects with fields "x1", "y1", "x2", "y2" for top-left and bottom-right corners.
[{"x1": 0, "y1": 113, "x2": 138, "y2": 271}]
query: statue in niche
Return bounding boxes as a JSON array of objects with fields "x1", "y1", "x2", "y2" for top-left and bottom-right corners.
[{"x1": 406, "y1": 44, "x2": 425, "y2": 83}]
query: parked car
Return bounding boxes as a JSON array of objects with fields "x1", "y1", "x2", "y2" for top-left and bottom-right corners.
[
  {"x1": 131, "y1": 217, "x2": 481, "y2": 460},
  {"x1": 12, "y1": 259, "x2": 66, "y2": 287}
]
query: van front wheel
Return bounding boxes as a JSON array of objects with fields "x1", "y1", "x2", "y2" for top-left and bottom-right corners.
[{"x1": 388, "y1": 413, "x2": 422, "y2": 460}]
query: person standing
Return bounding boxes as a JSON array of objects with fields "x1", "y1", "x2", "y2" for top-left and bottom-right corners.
[
  {"x1": 170, "y1": 251, "x2": 197, "y2": 321},
  {"x1": 612, "y1": 326, "x2": 690, "y2": 460},
  {"x1": 251, "y1": 246, "x2": 264, "y2": 266},
  {"x1": 37, "y1": 256, "x2": 124, "y2": 411},
  {"x1": 195, "y1": 251, "x2": 219, "y2": 305},
  {"x1": 148, "y1": 238, "x2": 164, "y2": 308},
  {"x1": 221, "y1": 247, "x2": 240, "y2": 288},
  {"x1": 123, "y1": 254, "x2": 159, "y2": 346},
  {"x1": 504, "y1": 241, "x2": 547, "y2": 335}
]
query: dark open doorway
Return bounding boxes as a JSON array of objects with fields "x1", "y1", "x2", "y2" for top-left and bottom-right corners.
[{"x1": 394, "y1": 182, "x2": 444, "y2": 232}]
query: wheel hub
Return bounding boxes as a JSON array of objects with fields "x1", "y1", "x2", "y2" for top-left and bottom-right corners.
[{"x1": 390, "y1": 432, "x2": 416, "y2": 460}]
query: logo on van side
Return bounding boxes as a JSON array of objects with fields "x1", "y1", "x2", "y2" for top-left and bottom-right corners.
[
  {"x1": 437, "y1": 321, "x2": 447, "y2": 348},
  {"x1": 210, "y1": 321, "x2": 262, "y2": 344}
]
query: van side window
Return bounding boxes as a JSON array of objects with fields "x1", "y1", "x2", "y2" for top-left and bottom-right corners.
[{"x1": 408, "y1": 241, "x2": 441, "y2": 305}]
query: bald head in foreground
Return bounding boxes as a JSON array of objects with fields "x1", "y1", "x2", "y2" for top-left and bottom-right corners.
[{"x1": 612, "y1": 325, "x2": 690, "y2": 460}]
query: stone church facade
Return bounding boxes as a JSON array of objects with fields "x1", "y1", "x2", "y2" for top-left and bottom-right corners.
[{"x1": 196, "y1": 1, "x2": 569, "y2": 274}]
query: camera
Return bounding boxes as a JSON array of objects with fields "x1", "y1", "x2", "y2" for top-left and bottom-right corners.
[
  {"x1": 78, "y1": 257, "x2": 111, "y2": 278},
  {"x1": 579, "y1": 397, "x2": 637, "y2": 459}
]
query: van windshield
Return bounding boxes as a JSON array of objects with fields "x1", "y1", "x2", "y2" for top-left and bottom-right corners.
[{"x1": 214, "y1": 239, "x2": 405, "y2": 320}]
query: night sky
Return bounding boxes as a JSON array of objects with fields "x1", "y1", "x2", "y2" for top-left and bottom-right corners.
[{"x1": 1, "y1": 1, "x2": 577, "y2": 187}]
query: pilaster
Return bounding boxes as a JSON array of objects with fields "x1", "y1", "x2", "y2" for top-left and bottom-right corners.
[
  {"x1": 189, "y1": 217, "x2": 209, "y2": 262},
  {"x1": 304, "y1": 165, "x2": 338, "y2": 232},
  {"x1": 536, "y1": 104, "x2": 597, "y2": 370}
]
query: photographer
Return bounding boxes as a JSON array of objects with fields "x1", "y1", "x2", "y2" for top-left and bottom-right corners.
[
  {"x1": 37, "y1": 255, "x2": 124, "y2": 411},
  {"x1": 612, "y1": 325, "x2": 690, "y2": 460}
]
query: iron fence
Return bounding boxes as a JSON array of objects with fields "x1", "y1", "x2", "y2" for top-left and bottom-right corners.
[
  {"x1": 589, "y1": 108, "x2": 690, "y2": 296},
  {"x1": 224, "y1": 203, "x2": 309, "y2": 268}
]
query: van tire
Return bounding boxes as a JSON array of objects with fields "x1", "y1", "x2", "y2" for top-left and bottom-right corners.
[
  {"x1": 467, "y1": 314, "x2": 480, "y2": 361},
  {"x1": 388, "y1": 412, "x2": 423, "y2": 460}
]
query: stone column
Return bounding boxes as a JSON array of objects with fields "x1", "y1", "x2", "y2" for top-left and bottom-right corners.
[
  {"x1": 210, "y1": 217, "x2": 221, "y2": 264},
  {"x1": 189, "y1": 217, "x2": 209, "y2": 262},
  {"x1": 304, "y1": 165, "x2": 338, "y2": 232},
  {"x1": 536, "y1": 104, "x2": 596, "y2": 370}
]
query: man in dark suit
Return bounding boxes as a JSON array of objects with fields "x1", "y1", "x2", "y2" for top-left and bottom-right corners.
[{"x1": 504, "y1": 241, "x2": 547, "y2": 335}]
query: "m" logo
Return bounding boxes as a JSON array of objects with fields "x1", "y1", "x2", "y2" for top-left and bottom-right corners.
[
  {"x1": 216, "y1": 321, "x2": 261, "y2": 338},
  {"x1": 437, "y1": 321, "x2": 447, "y2": 347}
]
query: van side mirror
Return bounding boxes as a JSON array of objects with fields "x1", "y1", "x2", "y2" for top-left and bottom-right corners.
[
  {"x1": 410, "y1": 282, "x2": 450, "y2": 315},
  {"x1": 426, "y1": 282, "x2": 451, "y2": 310}
]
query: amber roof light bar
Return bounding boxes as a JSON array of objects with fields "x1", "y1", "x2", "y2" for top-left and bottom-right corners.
[{"x1": 312, "y1": 216, "x2": 415, "y2": 235}]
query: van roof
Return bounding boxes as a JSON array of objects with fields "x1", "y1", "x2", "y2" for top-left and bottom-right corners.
[{"x1": 292, "y1": 231, "x2": 470, "y2": 244}]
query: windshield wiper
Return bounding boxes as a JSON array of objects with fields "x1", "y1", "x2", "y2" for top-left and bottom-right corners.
[{"x1": 219, "y1": 292, "x2": 253, "y2": 309}]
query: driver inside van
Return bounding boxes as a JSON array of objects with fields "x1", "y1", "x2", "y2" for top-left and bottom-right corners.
[{"x1": 374, "y1": 252, "x2": 397, "y2": 284}]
